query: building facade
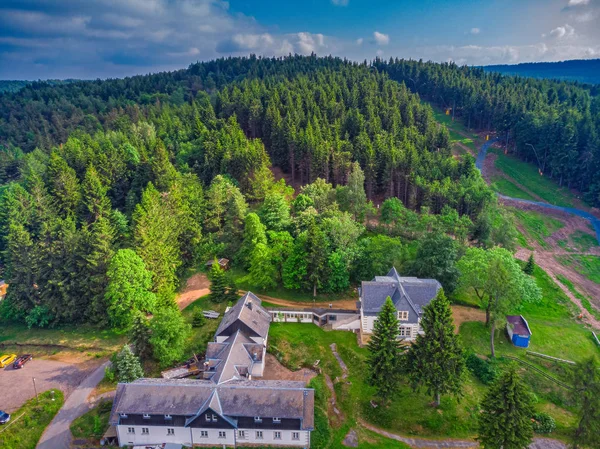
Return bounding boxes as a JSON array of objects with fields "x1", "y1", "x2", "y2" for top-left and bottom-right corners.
[
  {"x1": 110, "y1": 293, "x2": 314, "y2": 448},
  {"x1": 359, "y1": 267, "x2": 441, "y2": 340}
]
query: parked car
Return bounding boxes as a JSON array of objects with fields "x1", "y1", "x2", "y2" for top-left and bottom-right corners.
[
  {"x1": 0, "y1": 354, "x2": 17, "y2": 368},
  {"x1": 0, "y1": 411, "x2": 10, "y2": 424},
  {"x1": 13, "y1": 354, "x2": 33, "y2": 369}
]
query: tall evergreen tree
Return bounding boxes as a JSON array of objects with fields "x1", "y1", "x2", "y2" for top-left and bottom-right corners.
[
  {"x1": 571, "y1": 357, "x2": 600, "y2": 449},
  {"x1": 367, "y1": 297, "x2": 403, "y2": 401},
  {"x1": 208, "y1": 260, "x2": 227, "y2": 303},
  {"x1": 405, "y1": 289, "x2": 466, "y2": 406},
  {"x1": 129, "y1": 311, "x2": 153, "y2": 361},
  {"x1": 238, "y1": 212, "x2": 267, "y2": 268},
  {"x1": 115, "y1": 345, "x2": 144, "y2": 383},
  {"x1": 478, "y1": 365, "x2": 535, "y2": 449},
  {"x1": 523, "y1": 254, "x2": 535, "y2": 275}
]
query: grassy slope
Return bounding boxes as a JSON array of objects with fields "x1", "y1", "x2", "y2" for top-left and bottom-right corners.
[
  {"x1": 492, "y1": 151, "x2": 585, "y2": 209},
  {"x1": 0, "y1": 390, "x2": 64, "y2": 449},
  {"x1": 70, "y1": 399, "x2": 112, "y2": 441},
  {"x1": 556, "y1": 255, "x2": 600, "y2": 284},
  {"x1": 491, "y1": 178, "x2": 536, "y2": 201},
  {"x1": 511, "y1": 209, "x2": 564, "y2": 249},
  {"x1": 555, "y1": 274, "x2": 600, "y2": 320},
  {"x1": 430, "y1": 106, "x2": 479, "y2": 155}
]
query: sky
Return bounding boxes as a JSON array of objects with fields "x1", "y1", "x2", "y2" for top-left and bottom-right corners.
[{"x1": 0, "y1": 0, "x2": 599, "y2": 80}]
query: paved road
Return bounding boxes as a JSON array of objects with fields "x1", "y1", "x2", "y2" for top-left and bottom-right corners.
[
  {"x1": 36, "y1": 361, "x2": 110, "y2": 449},
  {"x1": 476, "y1": 139, "x2": 600, "y2": 244}
]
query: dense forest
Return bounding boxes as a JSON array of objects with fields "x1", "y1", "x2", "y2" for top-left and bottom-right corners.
[
  {"x1": 484, "y1": 59, "x2": 600, "y2": 85},
  {"x1": 0, "y1": 57, "x2": 514, "y2": 329}
]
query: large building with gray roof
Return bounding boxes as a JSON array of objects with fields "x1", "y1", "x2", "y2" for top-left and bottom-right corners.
[
  {"x1": 110, "y1": 293, "x2": 314, "y2": 448},
  {"x1": 359, "y1": 267, "x2": 442, "y2": 339}
]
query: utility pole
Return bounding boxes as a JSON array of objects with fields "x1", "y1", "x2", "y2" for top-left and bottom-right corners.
[{"x1": 32, "y1": 377, "x2": 39, "y2": 402}]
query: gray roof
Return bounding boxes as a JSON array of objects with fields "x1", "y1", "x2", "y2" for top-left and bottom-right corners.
[
  {"x1": 110, "y1": 378, "x2": 314, "y2": 430},
  {"x1": 205, "y1": 330, "x2": 264, "y2": 384},
  {"x1": 507, "y1": 315, "x2": 532, "y2": 337},
  {"x1": 360, "y1": 267, "x2": 441, "y2": 318},
  {"x1": 215, "y1": 292, "x2": 271, "y2": 339}
]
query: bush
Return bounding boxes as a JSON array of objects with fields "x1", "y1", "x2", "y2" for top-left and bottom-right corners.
[
  {"x1": 465, "y1": 352, "x2": 498, "y2": 385},
  {"x1": 532, "y1": 412, "x2": 556, "y2": 434},
  {"x1": 192, "y1": 309, "x2": 206, "y2": 328}
]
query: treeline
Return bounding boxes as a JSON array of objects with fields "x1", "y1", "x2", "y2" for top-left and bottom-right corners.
[
  {"x1": 484, "y1": 59, "x2": 600, "y2": 86},
  {"x1": 374, "y1": 58, "x2": 600, "y2": 204}
]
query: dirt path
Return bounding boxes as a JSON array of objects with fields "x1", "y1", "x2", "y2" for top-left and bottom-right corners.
[
  {"x1": 176, "y1": 273, "x2": 210, "y2": 310},
  {"x1": 451, "y1": 305, "x2": 486, "y2": 333}
]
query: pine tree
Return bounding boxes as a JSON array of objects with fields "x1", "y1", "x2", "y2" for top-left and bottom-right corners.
[
  {"x1": 129, "y1": 312, "x2": 152, "y2": 361},
  {"x1": 306, "y1": 219, "x2": 329, "y2": 297},
  {"x1": 405, "y1": 289, "x2": 466, "y2": 406},
  {"x1": 571, "y1": 357, "x2": 600, "y2": 449},
  {"x1": 249, "y1": 242, "x2": 277, "y2": 290},
  {"x1": 523, "y1": 254, "x2": 535, "y2": 275},
  {"x1": 367, "y1": 297, "x2": 403, "y2": 401},
  {"x1": 115, "y1": 345, "x2": 144, "y2": 383},
  {"x1": 238, "y1": 213, "x2": 267, "y2": 269},
  {"x1": 478, "y1": 365, "x2": 535, "y2": 449},
  {"x1": 208, "y1": 260, "x2": 227, "y2": 303},
  {"x1": 259, "y1": 192, "x2": 291, "y2": 232}
]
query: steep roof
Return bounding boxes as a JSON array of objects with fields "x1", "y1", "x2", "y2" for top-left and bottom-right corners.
[
  {"x1": 110, "y1": 378, "x2": 314, "y2": 430},
  {"x1": 361, "y1": 267, "x2": 441, "y2": 316},
  {"x1": 215, "y1": 292, "x2": 271, "y2": 339},
  {"x1": 507, "y1": 315, "x2": 532, "y2": 337},
  {"x1": 205, "y1": 330, "x2": 263, "y2": 384}
]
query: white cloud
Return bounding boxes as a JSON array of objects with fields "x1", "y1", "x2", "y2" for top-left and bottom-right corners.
[
  {"x1": 549, "y1": 23, "x2": 575, "y2": 39},
  {"x1": 567, "y1": 0, "x2": 589, "y2": 6},
  {"x1": 470, "y1": 27, "x2": 480, "y2": 35},
  {"x1": 356, "y1": 38, "x2": 363, "y2": 45},
  {"x1": 331, "y1": 0, "x2": 349, "y2": 5},
  {"x1": 373, "y1": 31, "x2": 389, "y2": 45},
  {"x1": 295, "y1": 32, "x2": 326, "y2": 54},
  {"x1": 376, "y1": 49, "x2": 384, "y2": 57}
]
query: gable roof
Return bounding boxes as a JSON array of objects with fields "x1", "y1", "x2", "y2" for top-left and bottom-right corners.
[
  {"x1": 360, "y1": 267, "x2": 441, "y2": 316},
  {"x1": 110, "y1": 378, "x2": 314, "y2": 430},
  {"x1": 205, "y1": 330, "x2": 263, "y2": 384},
  {"x1": 215, "y1": 292, "x2": 271, "y2": 339},
  {"x1": 506, "y1": 315, "x2": 532, "y2": 337}
]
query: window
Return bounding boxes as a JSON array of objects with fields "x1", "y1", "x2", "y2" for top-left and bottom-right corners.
[
  {"x1": 274, "y1": 431, "x2": 282, "y2": 440},
  {"x1": 127, "y1": 427, "x2": 135, "y2": 434},
  {"x1": 141, "y1": 428, "x2": 149, "y2": 435},
  {"x1": 218, "y1": 431, "x2": 226, "y2": 439},
  {"x1": 254, "y1": 416, "x2": 262, "y2": 423},
  {"x1": 238, "y1": 430, "x2": 246, "y2": 439},
  {"x1": 143, "y1": 413, "x2": 150, "y2": 419},
  {"x1": 256, "y1": 431, "x2": 263, "y2": 439},
  {"x1": 164, "y1": 414, "x2": 172, "y2": 420},
  {"x1": 398, "y1": 311, "x2": 409, "y2": 321},
  {"x1": 399, "y1": 326, "x2": 412, "y2": 337},
  {"x1": 120, "y1": 413, "x2": 128, "y2": 419},
  {"x1": 167, "y1": 428, "x2": 174, "y2": 435},
  {"x1": 205, "y1": 413, "x2": 211, "y2": 421},
  {"x1": 273, "y1": 417, "x2": 281, "y2": 424},
  {"x1": 293, "y1": 432, "x2": 300, "y2": 440},
  {"x1": 200, "y1": 430, "x2": 208, "y2": 438},
  {"x1": 328, "y1": 315, "x2": 337, "y2": 321}
]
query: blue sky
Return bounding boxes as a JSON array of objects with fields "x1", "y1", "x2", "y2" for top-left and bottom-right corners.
[{"x1": 0, "y1": 0, "x2": 599, "y2": 79}]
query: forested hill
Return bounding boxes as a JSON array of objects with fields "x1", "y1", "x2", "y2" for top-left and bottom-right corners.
[
  {"x1": 1, "y1": 56, "x2": 503, "y2": 329},
  {"x1": 484, "y1": 59, "x2": 600, "y2": 85},
  {"x1": 0, "y1": 79, "x2": 79, "y2": 94}
]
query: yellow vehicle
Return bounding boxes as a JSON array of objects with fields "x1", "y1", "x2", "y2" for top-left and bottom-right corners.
[{"x1": 0, "y1": 354, "x2": 17, "y2": 368}]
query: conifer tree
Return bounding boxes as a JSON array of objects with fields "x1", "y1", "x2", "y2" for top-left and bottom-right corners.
[
  {"x1": 571, "y1": 357, "x2": 600, "y2": 449},
  {"x1": 115, "y1": 345, "x2": 144, "y2": 383},
  {"x1": 367, "y1": 296, "x2": 403, "y2": 401},
  {"x1": 208, "y1": 260, "x2": 227, "y2": 303},
  {"x1": 523, "y1": 254, "x2": 535, "y2": 275},
  {"x1": 259, "y1": 192, "x2": 291, "y2": 232},
  {"x1": 405, "y1": 289, "x2": 465, "y2": 406},
  {"x1": 478, "y1": 365, "x2": 535, "y2": 449},
  {"x1": 129, "y1": 311, "x2": 152, "y2": 361},
  {"x1": 238, "y1": 213, "x2": 267, "y2": 268}
]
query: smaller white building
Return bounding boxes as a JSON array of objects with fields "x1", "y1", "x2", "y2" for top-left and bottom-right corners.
[{"x1": 359, "y1": 268, "x2": 441, "y2": 340}]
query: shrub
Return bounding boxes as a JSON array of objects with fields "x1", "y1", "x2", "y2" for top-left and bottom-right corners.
[
  {"x1": 532, "y1": 412, "x2": 556, "y2": 434},
  {"x1": 465, "y1": 352, "x2": 498, "y2": 385},
  {"x1": 192, "y1": 309, "x2": 206, "y2": 328}
]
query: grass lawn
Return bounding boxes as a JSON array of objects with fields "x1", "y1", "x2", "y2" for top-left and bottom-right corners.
[
  {"x1": 491, "y1": 177, "x2": 536, "y2": 201},
  {"x1": 556, "y1": 255, "x2": 600, "y2": 284},
  {"x1": 555, "y1": 274, "x2": 600, "y2": 320},
  {"x1": 229, "y1": 267, "x2": 354, "y2": 303},
  {"x1": 430, "y1": 105, "x2": 479, "y2": 156},
  {"x1": 70, "y1": 399, "x2": 112, "y2": 441},
  {"x1": 182, "y1": 294, "x2": 229, "y2": 357},
  {"x1": 512, "y1": 209, "x2": 564, "y2": 249},
  {"x1": 492, "y1": 151, "x2": 585, "y2": 209},
  {"x1": 0, "y1": 390, "x2": 64, "y2": 449}
]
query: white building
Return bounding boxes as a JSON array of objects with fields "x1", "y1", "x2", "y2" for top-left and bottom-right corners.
[
  {"x1": 359, "y1": 267, "x2": 441, "y2": 340},
  {"x1": 110, "y1": 292, "x2": 314, "y2": 448}
]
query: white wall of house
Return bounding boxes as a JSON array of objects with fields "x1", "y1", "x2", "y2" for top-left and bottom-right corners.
[
  {"x1": 271, "y1": 311, "x2": 314, "y2": 323},
  {"x1": 360, "y1": 308, "x2": 378, "y2": 334},
  {"x1": 236, "y1": 428, "x2": 310, "y2": 447},
  {"x1": 117, "y1": 424, "x2": 192, "y2": 447},
  {"x1": 191, "y1": 427, "x2": 236, "y2": 446}
]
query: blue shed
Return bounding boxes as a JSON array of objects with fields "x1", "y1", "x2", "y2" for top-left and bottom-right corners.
[{"x1": 506, "y1": 315, "x2": 532, "y2": 348}]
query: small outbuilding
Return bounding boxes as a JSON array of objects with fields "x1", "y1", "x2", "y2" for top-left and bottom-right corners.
[
  {"x1": 205, "y1": 258, "x2": 230, "y2": 270},
  {"x1": 506, "y1": 315, "x2": 532, "y2": 348}
]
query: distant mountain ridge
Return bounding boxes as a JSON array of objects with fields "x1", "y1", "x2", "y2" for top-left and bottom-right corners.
[
  {"x1": 0, "y1": 79, "x2": 79, "y2": 93},
  {"x1": 484, "y1": 59, "x2": 600, "y2": 85}
]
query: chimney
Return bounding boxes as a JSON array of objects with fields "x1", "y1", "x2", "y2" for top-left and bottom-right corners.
[{"x1": 247, "y1": 300, "x2": 253, "y2": 310}]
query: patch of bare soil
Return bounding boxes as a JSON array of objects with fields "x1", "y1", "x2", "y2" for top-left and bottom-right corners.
[
  {"x1": 451, "y1": 305, "x2": 486, "y2": 333},
  {"x1": 176, "y1": 272, "x2": 211, "y2": 310},
  {"x1": 261, "y1": 353, "x2": 316, "y2": 384},
  {"x1": 246, "y1": 291, "x2": 358, "y2": 311}
]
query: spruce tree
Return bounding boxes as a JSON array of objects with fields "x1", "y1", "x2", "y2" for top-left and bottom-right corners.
[
  {"x1": 129, "y1": 311, "x2": 152, "y2": 361},
  {"x1": 571, "y1": 357, "x2": 600, "y2": 449},
  {"x1": 209, "y1": 260, "x2": 227, "y2": 303},
  {"x1": 115, "y1": 345, "x2": 144, "y2": 383},
  {"x1": 478, "y1": 365, "x2": 535, "y2": 449},
  {"x1": 406, "y1": 289, "x2": 465, "y2": 406},
  {"x1": 367, "y1": 296, "x2": 403, "y2": 401},
  {"x1": 523, "y1": 254, "x2": 535, "y2": 275}
]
